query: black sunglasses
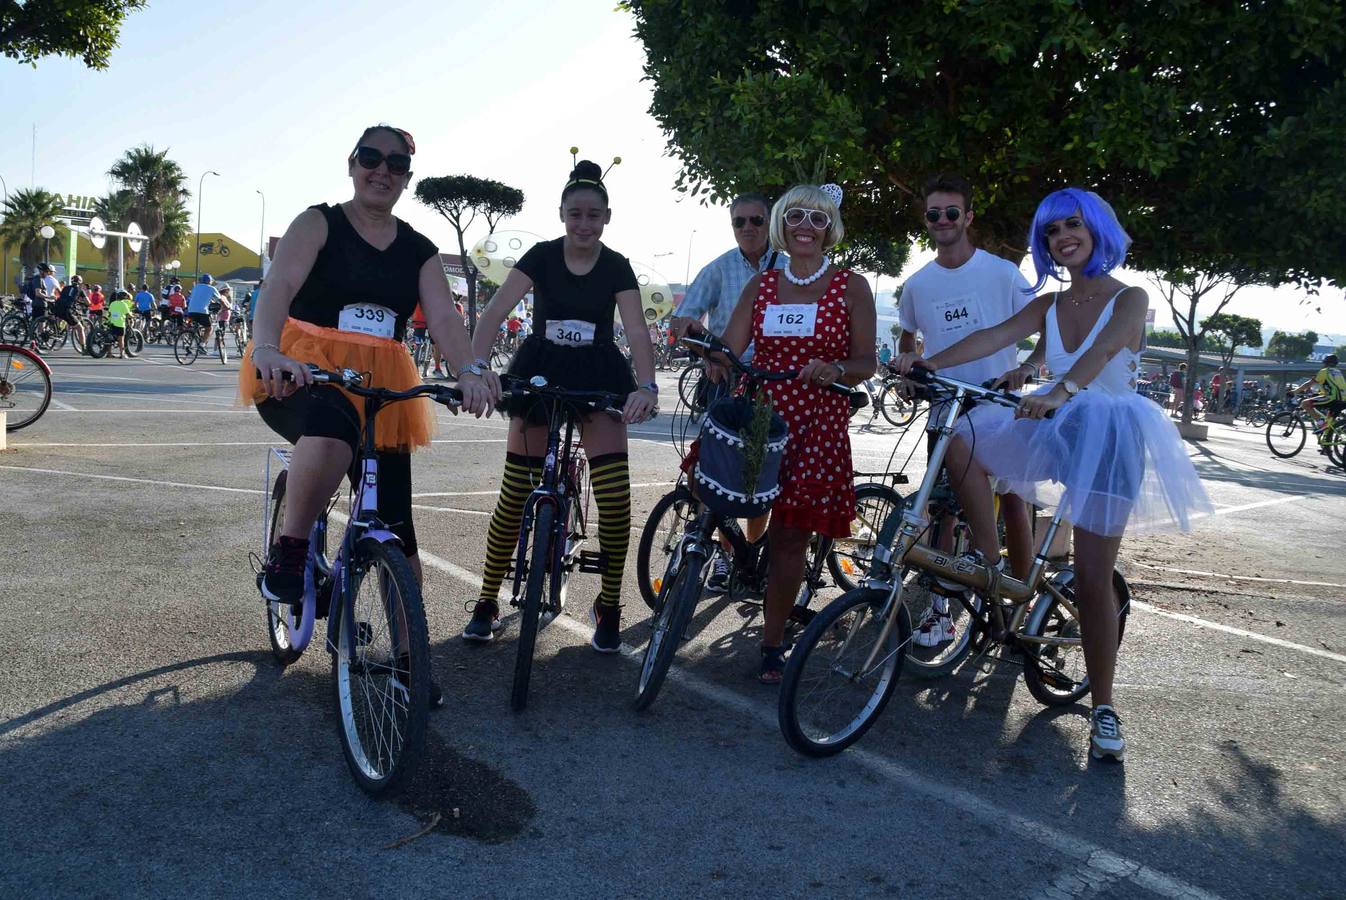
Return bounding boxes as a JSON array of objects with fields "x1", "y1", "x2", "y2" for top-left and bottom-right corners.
[
  {"x1": 353, "y1": 146, "x2": 412, "y2": 176},
  {"x1": 925, "y1": 206, "x2": 963, "y2": 223},
  {"x1": 732, "y1": 215, "x2": 766, "y2": 228}
]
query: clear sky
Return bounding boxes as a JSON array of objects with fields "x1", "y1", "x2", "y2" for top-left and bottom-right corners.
[{"x1": 1, "y1": 0, "x2": 1340, "y2": 341}]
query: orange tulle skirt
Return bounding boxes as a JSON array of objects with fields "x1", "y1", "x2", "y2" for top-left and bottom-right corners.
[{"x1": 238, "y1": 318, "x2": 435, "y2": 452}]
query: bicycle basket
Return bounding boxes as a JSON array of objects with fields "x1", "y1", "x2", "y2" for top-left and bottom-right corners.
[{"x1": 693, "y1": 395, "x2": 789, "y2": 519}]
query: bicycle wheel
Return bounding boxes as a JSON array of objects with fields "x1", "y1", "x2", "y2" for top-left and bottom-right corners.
[
  {"x1": 86, "y1": 327, "x2": 111, "y2": 359},
  {"x1": 216, "y1": 333, "x2": 228, "y2": 365},
  {"x1": 0, "y1": 343, "x2": 53, "y2": 431},
  {"x1": 332, "y1": 536, "x2": 430, "y2": 795},
  {"x1": 878, "y1": 382, "x2": 917, "y2": 427},
  {"x1": 262, "y1": 470, "x2": 304, "y2": 666},
  {"x1": 778, "y1": 587, "x2": 910, "y2": 757},
  {"x1": 635, "y1": 484, "x2": 698, "y2": 611},
  {"x1": 126, "y1": 330, "x2": 144, "y2": 357},
  {"x1": 0, "y1": 314, "x2": 28, "y2": 343},
  {"x1": 678, "y1": 363, "x2": 706, "y2": 414},
  {"x1": 827, "y1": 482, "x2": 905, "y2": 591},
  {"x1": 1327, "y1": 423, "x2": 1346, "y2": 468},
  {"x1": 173, "y1": 332, "x2": 199, "y2": 365},
  {"x1": 1021, "y1": 568, "x2": 1130, "y2": 707},
  {"x1": 1265, "y1": 412, "x2": 1306, "y2": 458},
  {"x1": 72, "y1": 319, "x2": 89, "y2": 354},
  {"x1": 634, "y1": 547, "x2": 705, "y2": 711},
  {"x1": 511, "y1": 503, "x2": 555, "y2": 712}
]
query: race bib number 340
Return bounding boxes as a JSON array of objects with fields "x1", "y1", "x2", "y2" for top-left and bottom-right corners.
[
  {"x1": 545, "y1": 319, "x2": 596, "y2": 347},
  {"x1": 338, "y1": 303, "x2": 396, "y2": 339},
  {"x1": 762, "y1": 303, "x2": 818, "y2": 337}
]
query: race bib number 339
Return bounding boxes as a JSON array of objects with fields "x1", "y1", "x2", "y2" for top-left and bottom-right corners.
[
  {"x1": 338, "y1": 303, "x2": 396, "y2": 339},
  {"x1": 545, "y1": 319, "x2": 596, "y2": 347},
  {"x1": 762, "y1": 303, "x2": 818, "y2": 337}
]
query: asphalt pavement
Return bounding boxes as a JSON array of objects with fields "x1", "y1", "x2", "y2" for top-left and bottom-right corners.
[{"x1": 2, "y1": 344, "x2": 1344, "y2": 899}]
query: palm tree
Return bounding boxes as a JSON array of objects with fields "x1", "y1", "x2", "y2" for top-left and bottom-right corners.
[
  {"x1": 92, "y1": 189, "x2": 135, "y2": 288},
  {"x1": 108, "y1": 145, "x2": 191, "y2": 285},
  {"x1": 149, "y1": 201, "x2": 191, "y2": 292},
  {"x1": 0, "y1": 188, "x2": 67, "y2": 285}
]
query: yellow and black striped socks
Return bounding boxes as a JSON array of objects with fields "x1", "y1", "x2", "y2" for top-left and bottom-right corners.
[
  {"x1": 589, "y1": 452, "x2": 631, "y2": 608},
  {"x1": 478, "y1": 452, "x2": 542, "y2": 605}
]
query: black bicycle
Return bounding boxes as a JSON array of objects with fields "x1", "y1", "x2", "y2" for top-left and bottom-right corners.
[
  {"x1": 496, "y1": 374, "x2": 637, "y2": 712},
  {"x1": 632, "y1": 333, "x2": 903, "y2": 710}
]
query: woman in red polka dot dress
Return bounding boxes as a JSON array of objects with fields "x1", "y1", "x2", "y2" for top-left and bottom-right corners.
[{"x1": 706, "y1": 183, "x2": 877, "y2": 682}]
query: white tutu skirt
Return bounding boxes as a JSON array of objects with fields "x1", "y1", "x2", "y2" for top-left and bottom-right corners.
[{"x1": 955, "y1": 386, "x2": 1212, "y2": 536}]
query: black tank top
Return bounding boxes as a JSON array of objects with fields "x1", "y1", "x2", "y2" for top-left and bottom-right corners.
[{"x1": 288, "y1": 203, "x2": 439, "y2": 342}]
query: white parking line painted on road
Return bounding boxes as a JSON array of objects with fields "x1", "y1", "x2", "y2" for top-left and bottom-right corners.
[
  {"x1": 1130, "y1": 560, "x2": 1346, "y2": 589},
  {"x1": 140, "y1": 356, "x2": 228, "y2": 378},
  {"x1": 412, "y1": 546, "x2": 1224, "y2": 900},
  {"x1": 47, "y1": 371, "x2": 150, "y2": 382},
  {"x1": 0, "y1": 464, "x2": 263, "y2": 494},
  {"x1": 1132, "y1": 600, "x2": 1346, "y2": 665},
  {"x1": 410, "y1": 504, "x2": 491, "y2": 517},
  {"x1": 15, "y1": 441, "x2": 281, "y2": 448},
  {"x1": 1191, "y1": 493, "x2": 1313, "y2": 519},
  {"x1": 47, "y1": 397, "x2": 78, "y2": 411}
]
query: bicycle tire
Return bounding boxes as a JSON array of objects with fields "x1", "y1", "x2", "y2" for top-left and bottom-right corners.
[
  {"x1": 1265, "y1": 412, "x2": 1306, "y2": 458},
  {"x1": 634, "y1": 547, "x2": 705, "y2": 711},
  {"x1": 126, "y1": 330, "x2": 144, "y2": 357},
  {"x1": 635, "y1": 484, "x2": 698, "y2": 611},
  {"x1": 332, "y1": 536, "x2": 430, "y2": 795},
  {"x1": 262, "y1": 470, "x2": 304, "y2": 666},
  {"x1": 86, "y1": 328, "x2": 111, "y2": 359},
  {"x1": 0, "y1": 314, "x2": 28, "y2": 344},
  {"x1": 677, "y1": 363, "x2": 706, "y2": 413},
  {"x1": 511, "y1": 503, "x2": 555, "y2": 712},
  {"x1": 1021, "y1": 568, "x2": 1130, "y2": 707},
  {"x1": 72, "y1": 320, "x2": 89, "y2": 354},
  {"x1": 878, "y1": 382, "x2": 917, "y2": 427},
  {"x1": 827, "y1": 482, "x2": 905, "y2": 591},
  {"x1": 778, "y1": 587, "x2": 910, "y2": 757},
  {"x1": 32, "y1": 317, "x2": 63, "y2": 353},
  {"x1": 173, "y1": 332, "x2": 199, "y2": 365},
  {"x1": 217, "y1": 333, "x2": 228, "y2": 365},
  {"x1": 0, "y1": 343, "x2": 53, "y2": 431},
  {"x1": 1327, "y1": 422, "x2": 1346, "y2": 468}
]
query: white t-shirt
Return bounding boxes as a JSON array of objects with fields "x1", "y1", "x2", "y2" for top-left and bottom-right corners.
[{"x1": 897, "y1": 249, "x2": 1032, "y2": 387}]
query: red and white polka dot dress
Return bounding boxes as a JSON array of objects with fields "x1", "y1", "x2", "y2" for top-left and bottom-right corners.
[{"x1": 752, "y1": 268, "x2": 855, "y2": 538}]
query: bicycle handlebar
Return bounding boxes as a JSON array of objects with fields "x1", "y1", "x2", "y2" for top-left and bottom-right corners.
[
  {"x1": 894, "y1": 363, "x2": 1056, "y2": 418},
  {"x1": 260, "y1": 364, "x2": 463, "y2": 407},
  {"x1": 497, "y1": 373, "x2": 641, "y2": 415},
  {"x1": 680, "y1": 332, "x2": 853, "y2": 398}
]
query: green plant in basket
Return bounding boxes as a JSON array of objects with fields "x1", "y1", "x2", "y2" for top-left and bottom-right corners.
[{"x1": 741, "y1": 383, "x2": 775, "y2": 496}]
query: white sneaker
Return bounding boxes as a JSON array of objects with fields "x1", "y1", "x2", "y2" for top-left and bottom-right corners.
[
  {"x1": 1090, "y1": 705, "x2": 1126, "y2": 762},
  {"x1": 913, "y1": 610, "x2": 956, "y2": 647}
]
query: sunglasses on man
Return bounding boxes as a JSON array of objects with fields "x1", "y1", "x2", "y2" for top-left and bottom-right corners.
[
  {"x1": 732, "y1": 215, "x2": 766, "y2": 229},
  {"x1": 352, "y1": 146, "x2": 412, "y2": 176},
  {"x1": 783, "y1": 207, "x2": 831, "y2": 230},
  {"x1": 925, "y1": 206, "x2": 963, "y2": 223}
]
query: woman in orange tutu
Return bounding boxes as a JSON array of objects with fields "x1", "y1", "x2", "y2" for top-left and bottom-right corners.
[{"x1": 242, "y1": 125, "x2": 498, "y2": 632}]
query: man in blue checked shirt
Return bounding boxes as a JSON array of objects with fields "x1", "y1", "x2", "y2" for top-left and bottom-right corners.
[
  {"x1": 671, "y1": 192, "x2": 786, "y2": 591},
  {"x1": 671, "y1": 192, "x2": 788, "y2": 357}
]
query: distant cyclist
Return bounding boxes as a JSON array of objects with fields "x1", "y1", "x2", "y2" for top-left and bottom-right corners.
[
  {"x1": 186, "y1": 273, "x2": 221, "y2": 345},
  {"x1": 1296, "y1": 354, "x2": 1346, "y2": 451},
  {"x1": 53, "y1": 275, "x2": 89, "y2": 349},
  {"x1": 134, "y1": 283, "x2": 156, "y2": 324}
]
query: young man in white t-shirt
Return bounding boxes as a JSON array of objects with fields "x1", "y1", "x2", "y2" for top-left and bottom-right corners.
[{"x1": 897, "y1": 174, "x2": 1041, "y2": 647}]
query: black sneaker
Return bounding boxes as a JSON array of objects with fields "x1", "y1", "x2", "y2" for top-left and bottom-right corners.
[
  {"x1": 590, "y1": 600, "x2": 622, "y2": 654},
  {"x1": 706, "y1": 556, "x2": 731, "y2": 594},
  {"x1": 462, "y1": 599, "x2": 501, "y2": 642},
  {"x1": 261, "y1": 536, "x2": 308, "y2": 603}
]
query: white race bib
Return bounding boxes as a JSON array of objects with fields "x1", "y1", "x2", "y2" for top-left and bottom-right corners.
[
  {"x1": 337, "y1": 303, "x2": 396, "y2": 339},
  {"x1": 545, "y1": 319, "x2": 596, "y2": 347},
  {"x1": 761, "y1": 303, "x2": 818, "y2": 337},
  {"x1": 931, "y1": 295, "x2": 983, "y2": 338}
]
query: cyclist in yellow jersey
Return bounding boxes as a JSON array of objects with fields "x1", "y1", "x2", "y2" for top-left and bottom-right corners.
[
  {"x1": 106, "y1": 291, "x2": 135, "y2": 358},
  {"x1": 1296, "y1": 354, "x2": 1346, "y2": 448}
]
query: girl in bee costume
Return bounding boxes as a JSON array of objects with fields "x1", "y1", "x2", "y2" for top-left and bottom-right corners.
[{"x1": 464, "y1": 156, "x2": 657, "y2": 653}]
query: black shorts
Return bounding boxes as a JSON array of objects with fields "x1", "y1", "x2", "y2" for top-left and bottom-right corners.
[
  {"x1": 108, "y1": 324, "x2": 124, "y2": 336},
  {"x1": 53, "y1": 306, "x2": 77, "y2": 327},
  {"x1": 257, "y1": 386, "x2": 418, "y2": 556},
  {"x1": 188, "y1": 312, "x2": 212, "y2": 328}
]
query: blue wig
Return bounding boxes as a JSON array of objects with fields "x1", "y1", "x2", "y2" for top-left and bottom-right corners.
[{"x1": 1026, "y1": 188, "x2": 1132, "y2": 292}]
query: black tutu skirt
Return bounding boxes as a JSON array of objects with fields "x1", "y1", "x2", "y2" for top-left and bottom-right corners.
[{"x1": 501, "y1": 335, "x2": 637, "y2": 424}]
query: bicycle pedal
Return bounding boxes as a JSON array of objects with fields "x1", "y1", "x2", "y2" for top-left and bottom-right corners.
[{"x1": 576, "y1": 550, "x2": 607, "y2": 574}]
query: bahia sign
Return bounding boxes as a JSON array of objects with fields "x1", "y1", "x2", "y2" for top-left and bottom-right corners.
[{"x1": 59, "y1": 194, "x2": 98, "y2": 216}]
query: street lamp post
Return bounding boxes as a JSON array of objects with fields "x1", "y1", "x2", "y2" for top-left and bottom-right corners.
[
  {"x1": 255, "y1": 189, "x2": 265, "y2": 279},
  {"x1": 39, "y1": 224, "x2": 55, "y2": 267},
  {"x1": 194, "y1": 170, "x2": 220, "y2": 281},
  {"x1": 0, "y1": 171, "x2": 8, "y2": 292}
]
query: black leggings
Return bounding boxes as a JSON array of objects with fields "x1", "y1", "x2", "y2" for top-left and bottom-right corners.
[{"x1": 258, "y1": 385, "x2": 418, "y2": 555}]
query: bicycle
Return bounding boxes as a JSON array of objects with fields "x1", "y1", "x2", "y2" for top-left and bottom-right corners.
[
  {"x1": 849, "y1": 374, "x2": 919, "y2": 429},
  {"x1": 255, "y1": 365, "x2": 462, "y2": 793},
  {"x1": 1265, "y1": 404, "x2": 1346, "y2": 466},
  {"x1": 85, "y1": 316, "x2": 144, "y2": 358},
  {"x1": 631, "y1": 334, "x2": 901, "y2": 709},
  {"x1": 0, "y1": 341, "x2": 53, "y2": 431},
  {"x1": 174, "y1": 319, "x2": 229, "y2": 365},
  {"x1": 32, "y1": 313, "x2": 89, "y2": 355},
  {"x1": 777, "y1": 366, "x2": 1131, "y2": 757}
]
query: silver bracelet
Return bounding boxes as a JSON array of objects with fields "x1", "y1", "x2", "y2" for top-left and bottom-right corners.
[{"x1": 253, "y1": 342, "x2": 281, "y2": 354}]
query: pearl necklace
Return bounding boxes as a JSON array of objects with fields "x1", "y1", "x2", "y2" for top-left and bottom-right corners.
[{"x1": 782, "y1": 255, "x2": 830, "y2": 286}]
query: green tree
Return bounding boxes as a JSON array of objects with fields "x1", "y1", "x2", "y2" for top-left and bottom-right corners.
[
  {"x1": 414, "y1": 175, "x2": 524, "y2": 330},
  {"x1": 1335, "y1": 345, "x2": 1346, "y2": 359},
  {"x1": 148, "y1": 201, "x2": 191, "y2": 293},
  {"x1": 92, "y1": 189, "x2": 135, "y2": 288},
  {"x1": 0, "y1": 188, "x2": 67, "y2": 278},
  {"x1": 1265, "y1": 331, "x2": 1318, "y2": 362},
  {"x1": 1, "y1": 0, "x2": 147, "y2": 69},
  {"x1": 107, "y1": 145, "x2": 191, "y2": 287},
  {"x1": 1201, "y1": 313, "x2": 1263, "y2": 369}
]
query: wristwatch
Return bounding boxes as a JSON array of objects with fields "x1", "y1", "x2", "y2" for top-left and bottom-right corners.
[
  {"x1": 461, "y1": 362, "x2": 488, "y2": 378},
  {"x1": 832, "y1": 361, "x2": 847, "y2": 379},
  {"x1": 1061, "y1": 378, "x2": 1082, "y2": 397},
  {"x1": 641, "y1": 381, "x2": 659, "y2": 394}
]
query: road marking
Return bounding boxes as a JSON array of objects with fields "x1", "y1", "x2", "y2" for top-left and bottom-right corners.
[
  {"x1": 47, "y1": 371, "x2": 149, "y2": 382},
  {"x1": 47, "y1": 397, "x2": 78, "y2": 411},
  {"x1": 61, "y1": 391, "x2": 238, "y2": 407},
  {"x1": 411, "y1": 504, "x2": 491, "y2": 517},
  {"x1": 43, "y1": 408, "x2": 254, "y2": 413},
  {"x1": 412, "y1": 546, "x2": 1224, "y2": 900},
  {"x1": 140, "y1": 356, "x2": 228, "y2": 378},
  {"x1": 0, "y1": 464, "x2": 263, "y2": 494},
  {"x1": 1191, "y1": 493, "x2": 1313, "y2": 519},
  {"x1": 1131, "y1": 600, "x2": 1346, "y2": 665},
  {"x1": 412, "y1": 481, "x2": 676, "y2": 499},
  {"x1": 1129, "y1": 560, "x2": 1346, "y2": 589}
]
